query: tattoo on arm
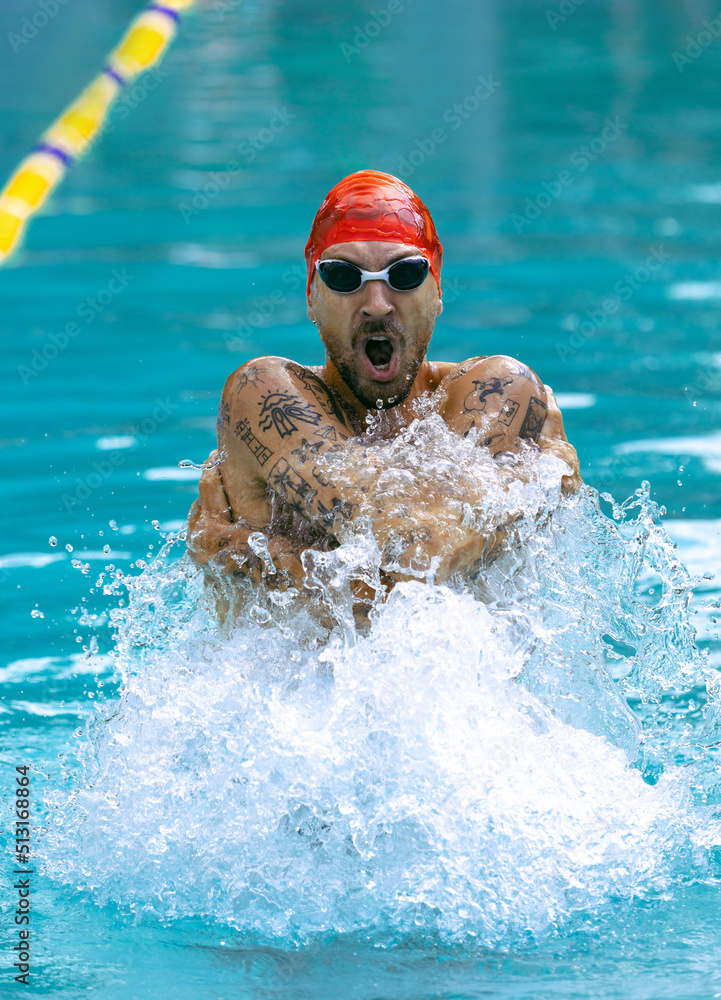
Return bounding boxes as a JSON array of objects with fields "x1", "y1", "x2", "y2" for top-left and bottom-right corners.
[
  {"x1": 267, "y1": 457, "x2": 317, "y2": 513},
  {"x1": 217, "y1": 399, "x2": 230, "y2": 435},
  {"x1": 268, "y1": 457, "x2": 357, "y2": 527},
  {"x1": 519, "y1": 397, "x2": 547, "y2": 440},
  {"x1": 315, "y1": 423, "x2": 348, "y2": 443},
  {"x1": 463, "y1": 376, "x2": 513, "y2": 413},
  {"x1": 317, "y1": 496, "x2": 358, "y2": 523},
  {"x1": 258, "y1": 391, "x2": 322, "y2": 438},
  {"x1": 235, "y1": 366, "x2": 267, "y2": 391},
  {"x1": 311, "y1": 463, "x2": 334, "y2": 488},
  {"x1": 235, "y1": 418, "x2": 274, "y2": 466},
  {"x1": 286, "y1": 363, "x2": 359, "y2": 431},
  {"x1": 496, "y1": 398, "x2": 520, "y2": 426},
  {"x1": 290, "y1": 438, "x2": 324, "y2": 463}
]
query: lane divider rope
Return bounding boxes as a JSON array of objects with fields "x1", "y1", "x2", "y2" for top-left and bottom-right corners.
[{"x1": 0, "y1": 0, "x2": 198, "y2": 266}]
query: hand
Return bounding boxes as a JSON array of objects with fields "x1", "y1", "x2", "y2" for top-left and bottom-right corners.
[
  {"x1": 538, "y1": 386, "x2": 583, "y2": 494},
  {"x1": 187, "y1": 450, "x2": 306, "y2": 584},
  {"x1": 187, "y1": 450, "x2": 237, "y2": 572}
]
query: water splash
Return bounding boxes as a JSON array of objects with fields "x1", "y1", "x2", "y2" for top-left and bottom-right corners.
[{"x1": 42, "y1": 416, "x2": 721, "y2": 947}]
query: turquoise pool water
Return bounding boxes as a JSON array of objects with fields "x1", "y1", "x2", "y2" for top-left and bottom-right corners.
[{"x1": 2, "y1": 0, "x2": 721, "y2": 996}]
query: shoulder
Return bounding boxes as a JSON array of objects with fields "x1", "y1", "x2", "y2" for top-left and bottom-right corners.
[
  {"x1": 445, "y1": 355, "x2": 544, "y2": 391},
  {"x1": 222, "y1": 356, "x2": 293, "y2": 400},
  {"x1": 220, "y1": 356, "x2": 358, "y2": 438}
]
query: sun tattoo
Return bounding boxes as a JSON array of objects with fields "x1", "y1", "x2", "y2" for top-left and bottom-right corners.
[
  {"x1": 235, "y1": 366, "x2": 266, "y2": 391},
  {"x1": 258, "y1": 391, "x2": 322, "y2": 439}
]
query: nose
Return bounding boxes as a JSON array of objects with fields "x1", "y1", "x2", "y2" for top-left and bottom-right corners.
[{"x1": 359, "y1": 279, "x2": 394, "y2": 319}]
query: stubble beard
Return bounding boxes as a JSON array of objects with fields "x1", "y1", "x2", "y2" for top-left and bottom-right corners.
[{"x1": 332, "y1": 318, "x2": 427, "y2": 411}]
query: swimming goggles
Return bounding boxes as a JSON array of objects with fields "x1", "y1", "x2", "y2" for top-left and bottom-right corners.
[{"x1": 315, "y1": 255, "x2": 430, "y2": 293}]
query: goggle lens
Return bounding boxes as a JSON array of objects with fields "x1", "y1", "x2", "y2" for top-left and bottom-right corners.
[{"x1": 317, "y1": 256, "x2": 429, "y2": 293}]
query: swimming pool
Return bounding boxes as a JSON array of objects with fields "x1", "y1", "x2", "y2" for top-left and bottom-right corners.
[{"x1": 2, "y1": 1, "x2": 721, "y2": 997}]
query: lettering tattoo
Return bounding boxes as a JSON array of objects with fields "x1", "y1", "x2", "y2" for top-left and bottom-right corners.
[
  {"x1": 235, "y1": 366, "x2": 266, "y2": 391},
  {"x1": 286, "y1": 363, "x2": 356, "y2": 429},
  {"x1": 519, "y1": 396, "x2": 548, "y2": 440},
  {"x1": 235, "y1": 418, "x2": 274, "y2": 466},
  {"x1": 217, "y1": 399, "x2": 230, "y2": 433},
  {"x1": 463, "y1": 376, "x2": 513, "y2": 413},
  {"x1": 268, "y1": 457, "x2": 317, "y2": 513},
  {"x1": 258, "y1": 391, "x2": 322, "y2": 438}
]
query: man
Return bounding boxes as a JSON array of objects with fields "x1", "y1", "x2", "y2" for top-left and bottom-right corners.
[{"x1": 188, "y1": 170, "x2": 580, "y2": 592}]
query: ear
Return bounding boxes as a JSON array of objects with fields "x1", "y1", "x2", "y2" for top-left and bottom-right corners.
[{"x1": 436, "y1": 296, "x2": 443, "y2": 317}]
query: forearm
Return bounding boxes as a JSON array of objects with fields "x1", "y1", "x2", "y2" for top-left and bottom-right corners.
[{"x1": 190, "y1": 519, "x2": 301, "y2": 583}]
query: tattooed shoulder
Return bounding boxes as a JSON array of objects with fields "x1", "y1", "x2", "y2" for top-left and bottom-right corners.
[
  {"x1": 519, "y1": 396, "x2": 547, "y2": 440},
  {"x1": 284, "y1": 362, "x2": 360, "y2": 432},
  {"x1": 258, "y1": 390, "x2": 322, "y2": 439},
  {"x1": 234, "y1": 365, "x2": 268, "y2": 392}
]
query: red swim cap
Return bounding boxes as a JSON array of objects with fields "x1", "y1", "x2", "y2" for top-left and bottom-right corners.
[{"x1": 305, "y1": 170, "x2": 442, "y2": 296}]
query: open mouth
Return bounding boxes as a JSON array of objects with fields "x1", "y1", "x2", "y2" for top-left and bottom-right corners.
[{"x1": 363, "y1": 335, "x2": 398, "y2": 381}]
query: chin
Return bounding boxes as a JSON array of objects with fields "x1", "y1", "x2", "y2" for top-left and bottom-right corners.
[{"x1": 350, "y1": 372, "x2": 416, "y2": 411}]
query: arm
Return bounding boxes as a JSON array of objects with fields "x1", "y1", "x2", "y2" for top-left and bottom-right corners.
[
  {"x1": 440, "y1": 354, "x2": 548, "y2": 450},
  {"x1": 199, "y1": 357, "x2": 500, "y2": 583},
  {"x1": 187, "y1": 451, "x2": 306, "y2": 584},
  {"x1": 440, "y1": 355, "x2": 582, "y2": 491}
]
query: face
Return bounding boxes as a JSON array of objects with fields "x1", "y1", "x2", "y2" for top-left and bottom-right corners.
[{"x1": 307, "y1": 241, "x2": 442, "y2": 409}]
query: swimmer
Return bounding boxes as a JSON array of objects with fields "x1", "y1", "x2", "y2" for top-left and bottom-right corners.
[{"x1": 188, "y1": 170, "x2": 581, "y2": 593}]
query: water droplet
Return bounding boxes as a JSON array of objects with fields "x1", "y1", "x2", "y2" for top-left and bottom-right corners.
[
  {"x1": 48, "y1": 536, "x2": 57, "y2": 547},
  {"x1": 109, "y1": 520, "x2": 118, "y2": 531},
  {"x1": 103, "y1": 545, "x2": 111, "y2": 555},
  {"x1": 30, "y1": 609, "x2": 44, "y2": 619}
]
